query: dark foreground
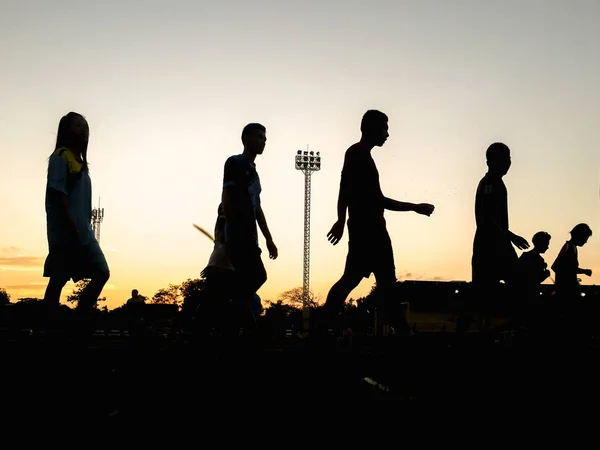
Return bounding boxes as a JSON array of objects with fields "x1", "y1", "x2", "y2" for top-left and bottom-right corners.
[{"x1": 3, "y1": 324, "x2": 600, "y2": 423}]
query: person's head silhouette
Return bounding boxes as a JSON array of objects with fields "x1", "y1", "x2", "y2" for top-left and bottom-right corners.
[
  {"x1": 532, "y1": 231, "x2": 551, "y2": 254},
  {"x1": 54, "y1": 112, "x2": 90, "y2": 170},
  {"x1": 241, "y1": 123, "x2": 266, "y2": 156},
  {"x1": 570, "y1": 223, "x2": 592, "y2": 247},
  {"x1": 360, "y1": 110, "x2": 389, "y2": 147},
  {"x1": 486, "y1": 142, "x2": 511, "y2": 176}
]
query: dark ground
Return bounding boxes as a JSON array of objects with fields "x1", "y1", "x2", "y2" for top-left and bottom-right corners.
[{"x1": 3, "y1": 324, "x2": 599, "y2": 424}]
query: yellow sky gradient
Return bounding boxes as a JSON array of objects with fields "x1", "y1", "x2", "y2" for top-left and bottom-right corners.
[{"x1": 2, "y1": 1, "x2": 600, "y2": 309}]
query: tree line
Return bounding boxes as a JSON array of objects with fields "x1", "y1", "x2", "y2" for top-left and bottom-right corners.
[{"x1": 0, "y1": 279, "x2": 337, "y2": 313}]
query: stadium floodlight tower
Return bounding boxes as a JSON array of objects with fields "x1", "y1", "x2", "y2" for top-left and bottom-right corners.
[
  {"x1": 91, "y1": 198, "x2": 104, "y2": 243},
  {"x1": 295, "y1": 147, "x2": 321, "y2": 332}
]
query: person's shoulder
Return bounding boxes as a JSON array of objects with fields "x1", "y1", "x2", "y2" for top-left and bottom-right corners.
[
  {"x1": 50, "y1": 147, "x2": 69, "y2": 162},
  {"x1": 477, "y1": 174, "x2": 500, "y2": 196},
  {"x1": 519, "y1": 250, "x2": 532, "y2": 259},
  {"x1": 557, "y1": 241, "x2": 573, "y2": 256},
  {"x1": 226, "y1": 154, "x2": 244, "y2": 164},
  {"x1": 50, "y1": 147, "x2": 82, "y2": 174},
  {"x1": 476, "y1": 176, "x2": 492, "y2": 195},
  {"x1": 224, "y1": 154, "x2": 246, "y2": 172},
  {"x1": 346, "y1": 142, "x2": 365, "y2": 155},
  {"x1": 344, "y1": 143, "x2": 367, "y2": 164}
]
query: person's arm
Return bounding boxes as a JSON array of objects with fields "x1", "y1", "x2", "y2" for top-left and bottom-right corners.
[
  {"x1": 335, "y1": 156, "x2": 353, "y2": 223},
  {"x1": 538, "y1": 259, "x2": 551, "y2": 283},
  {"x1": 256, "y1": 205, "x2": 273, "y2": 243},
  {"x1": 326, "y1": 164, "x2": 350, "y2": 245},
  {"x1": 257, "y1": 204, "x2": 278, "y2": 258},
  {"x1": 382, "y1": 197, "x2": 416, "y2": 212},
  {"x1": 380, "y1": 171, "x2": 433, "y2": 215},
  {"x1": 335, "y1": 186, "x2": 348, "y2": 224}
]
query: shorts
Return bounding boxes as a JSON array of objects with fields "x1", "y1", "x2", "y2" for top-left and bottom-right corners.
[
  {"x1": 344, "y1": 222, "x2": 395, "y2": 281},
  {"x1": 43, "y1": 239, "x2": 109, "y2": 282},
  {"x1": 228, "y1": 243, "x2": 267, "y2": 297}
]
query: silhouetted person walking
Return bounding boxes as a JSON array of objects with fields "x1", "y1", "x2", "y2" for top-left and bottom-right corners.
[
  {"x1": 42, "y1": 112, "x2": 110, "y2": 314},
  {"x1": 199, "y1": 203, "x2": 262, "y2": 333},
  {"x1": 459, "y1": 142, "x2": 529, "y2": 334},
  {"x1": 514, "y1": 231, "x2": 551, "y2": 331},
  {"x1": 552, "y1": 224, "x2": 592, "y2": 295},
  {"x1": 324, "y1": 110, "x2": 435, "y2": 335},
  {"x1": 551, "y1": 223, "x2": 592, "y2": 336},
  {"x1": 221, "y1": 123, "x2": 277, "y2": 333}
]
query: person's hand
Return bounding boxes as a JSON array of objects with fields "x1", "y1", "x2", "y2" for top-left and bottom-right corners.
[
  {"x1": 584, "y1": 269, "x2": 592, "y2": 277},
  {"x1": 511, "y1": 234, "x2": 530, "y2": 250},
  {"x1": 414, "y1": 203, "x2": 435, "y2": 217},
  {"x1": 267, "y1": 239, "x2": 278, "y2": 260},
  {"x1": 327, "y1": 220, "x2": 345, "y2": 245}
]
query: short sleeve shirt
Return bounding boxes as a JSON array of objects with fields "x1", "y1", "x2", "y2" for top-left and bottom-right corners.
[
  {"x1": 222, "y1": 154, "x2": 262, "y2": 246},
  {"x1": 340, "y1": 143, "x2": 385, "y2": 229},
  {"x1": 517, "y1": 250, "x2": 546, "y2": 285},
  {"x1": 552, "y1": 241, "x2": 579, "y2": 287},
  {"x1": 473, "y1": 173, "x2": 513, "y2": 255},
  {"x1": 45, "y1": 147, "x2": 94, "y2": 247}
]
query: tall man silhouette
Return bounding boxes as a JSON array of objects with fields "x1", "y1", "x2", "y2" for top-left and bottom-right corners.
[
  {"x1": 325, "y1": 110, "x2": 435, "y2": 334},
  {"x1": 464, "y1": 142, "x2": 529, "y2": 332},
  {"x1": 221, "y1": 123, "x2": 278, "y2": 330}
]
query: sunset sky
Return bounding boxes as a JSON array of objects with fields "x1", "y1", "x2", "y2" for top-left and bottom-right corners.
[{"x1": 1, "y1": 0, "x2": 600, "y2": 309}]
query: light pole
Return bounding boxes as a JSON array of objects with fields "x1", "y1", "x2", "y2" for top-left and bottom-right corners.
[
  {"x1": 295, "y1": 148, "x2": 321, "y2": 331},
  {"x1": 91, "y1": 198, "x2": 104, "y2": 243}
]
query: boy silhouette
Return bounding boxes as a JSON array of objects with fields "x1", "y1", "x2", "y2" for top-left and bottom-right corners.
[
  {"x1": 514, "y1": 231, "x2": 551, "y2": 330},
  {"x1": 517, "y1": 231, "x2": 551, "y2": 287},
  {"x1": 221, "y1": 123, "x2": 277, "y2": 332},
  {"x1": 460, "y1": 142, "x2": 529, "y2": 333},
  {"x1": 324, "y1": 110, "x2": 435, "y2": 335},
  {"x1": 551, "y1": 223, "x2": 593, "y2": 337},
  {"x1": 551, "y1": 223, "x2": 592, "y2": 299}
]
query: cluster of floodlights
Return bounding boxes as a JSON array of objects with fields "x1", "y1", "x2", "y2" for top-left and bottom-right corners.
[
  {"x1": 295, "y1": 150, "x2": 321, "y2": 171},
  {"x1": 92, "y1": 208, "x2": 104, "y2": 220}
]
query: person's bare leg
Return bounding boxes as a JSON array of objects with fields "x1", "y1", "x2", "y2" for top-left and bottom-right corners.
[
  {"x1": 323, "y1": 272, "x2": 363, "y2": 325},
  {"x1": 77, "y1": 270, "x2": 110, "y2": 312},
  {"x1": 43, "y1": 277, "x2": 69, "y2": 306}
]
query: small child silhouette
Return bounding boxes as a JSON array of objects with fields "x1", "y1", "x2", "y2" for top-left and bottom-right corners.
[
  {"x1": 517, "y1": 231, "x2": 552, "y2": 288},
  {"x1": 550, "y1": 223, "x2": 593, "y2": 334},
  {"x1": 514, "y1": 231, "x2": 551, "y2": 331},
  {"x1": 551, "y1": 223, "x2": 593, "y2": 292}
]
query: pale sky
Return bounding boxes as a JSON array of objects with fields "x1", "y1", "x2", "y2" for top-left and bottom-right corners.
[{"x1": 1, "y1": 0, "x2": 600, "y2": 309}]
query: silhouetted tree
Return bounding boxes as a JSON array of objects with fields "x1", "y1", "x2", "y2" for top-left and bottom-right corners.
[
  {"x1": 151, "y1": 283, "x2": 182, "y2": 307},
  {"x1": 180, "y1": 278, "x2": 205, "y2": 301},
  {"x1": 66, "y1": 279, "x2": 106, "y2": 307},
  {"x1": 180, "y1": 278, "x2": 206, "y2": 315},
  {"x1": 17, "y1": 297, "x2": 42, "y2": 304},
  {"x1": 0, "y1": 288, "x2": 10, "y2": 304},
  {"x1": 264, "y1": 299, "x2": 300, "y2": 315},
  {"x1": 278, "y1": 287, "x2": 320, "y2": 308}
]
